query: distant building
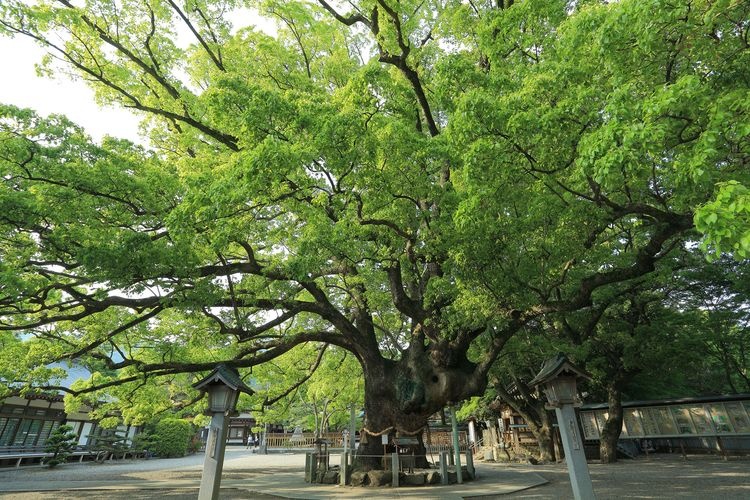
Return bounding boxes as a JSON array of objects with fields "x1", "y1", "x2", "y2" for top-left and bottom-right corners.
[
  {"x1": 1, "y1": 364, "x2": 139, "y2": 467},
  {"x1": 0, "y1": 393, "x2": 137, "y2": 451}
]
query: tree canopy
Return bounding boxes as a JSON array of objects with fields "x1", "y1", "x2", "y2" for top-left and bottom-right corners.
[{"x1": 0, "y1": 0, "x2": 748, "y2": 442}]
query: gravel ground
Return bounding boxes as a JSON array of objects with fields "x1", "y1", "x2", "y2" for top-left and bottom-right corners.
[
  {"x1": 0, "y1": 449, "x2": 297, "y2": 499},
  {"x1": 496, "y1": 454, "x2": 750, "y2": 499},
  {"x1": 0, "y1": 488, "x2": 272, "y2": 499},
  {"x1": 1, "y1": 450, "x2": 748, "y2": 499}
]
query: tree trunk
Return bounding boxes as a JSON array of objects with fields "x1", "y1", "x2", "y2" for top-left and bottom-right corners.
[
  {"x1": 354, "y1": 343, "x2": 487, "y2": 470},
  {"x1": 534, "y1": 409, "x2": 556, "y2": 462},
  {"x1": 494, "y1": 382, "x2": 555, "y2": 462},
  {"x1": 599, "y1": 384, "x2": 624, "y2": 463}
]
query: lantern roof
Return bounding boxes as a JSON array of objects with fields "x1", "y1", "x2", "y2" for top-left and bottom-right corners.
[
  {"x1": 529, "y1": 353, "x2": 591, "y2": 388},
  {"x1": 192, "y1": 364, "x2": 254, "y2": 395}
]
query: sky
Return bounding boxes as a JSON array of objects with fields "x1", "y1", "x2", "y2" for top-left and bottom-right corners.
[
  {"x1": 0, "y1": 34, "x2": 143, "y2": 142},
  {"x1": 0, "y1": 7, "x2": 275, "y2": 144}
]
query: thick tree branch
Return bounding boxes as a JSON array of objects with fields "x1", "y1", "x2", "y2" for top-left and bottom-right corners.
[{"x1": 316, "y1": 1, "x2": 371, "y2": 27}]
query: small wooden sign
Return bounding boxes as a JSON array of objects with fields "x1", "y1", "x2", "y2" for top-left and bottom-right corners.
[{"x1": 395, "y1": 437, "x2": 419, "y2": 446}]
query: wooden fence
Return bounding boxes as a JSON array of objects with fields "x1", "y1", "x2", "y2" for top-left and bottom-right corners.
[
  {"x1": 265, "y1": 432, "x2": 345, "y2": 448},
  {"x1": 263, "y1": 430, "x2": 468, "y2": 451}
]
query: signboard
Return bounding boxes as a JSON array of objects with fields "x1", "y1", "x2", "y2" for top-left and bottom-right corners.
[
  {"x1": 672, "y1": 407, "x2": 696, "y2": 434},
  {"x1": 725, "y1": 402, "x2": 750, "y2": 433},
  {"x1": 640, "y1": 408, "x2": 661, "y2": 436},
  {"x1": 580, "y1": 412, "x2": 600, "y2": 440},
  {"x1": 707, "y1": 404, "x2": 733, "y2": 433},
  {"x1": 689, "y1": 407, "x2": 713, "y2": 435},
  {"x1": 579, "y1": 399, "x2": 750, "y2": 440},
  {"x1": 623, "y1": 409, "x2": 644, "y2": 437},
  {"x1": 653, "y1": 407, "x2": 678, "y2": 435}
]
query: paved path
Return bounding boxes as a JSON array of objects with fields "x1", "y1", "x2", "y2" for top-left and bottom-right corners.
[
  {"x1": 0, "y1": 449, "x2": 546, "y2": 499},
  {"x1": 1, "y1": 450, "x2": 748, "y2": 499}
]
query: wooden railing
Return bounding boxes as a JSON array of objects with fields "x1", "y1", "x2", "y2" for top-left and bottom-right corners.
[
  {"x1": 425, "y1": 431, "x2": 469, "y2": 453},
  {"x1": 263, "y1": 430, "x2": 468, "y2": 451},
  {"x1": 264, "y1": 432, "x2": 345, "y2": 448}
]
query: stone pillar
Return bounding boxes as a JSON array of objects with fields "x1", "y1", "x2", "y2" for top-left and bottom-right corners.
[
  {"x1": 261, "y1": 423, "x2": 268, "y2": 454},
  {"x1": 340, "y1": 451, "x2": 349, "y2": 485},
  {"x1": 306, "y1": 451, "x2": 319, "y2": 483},
  {"x1": 305, "y1": 452, "x2": 313, "y2": 482},
  {"x1": 468, "y1": 419, "x2": 476, "y2": 445},
  {"x1": 198, "y1": 412, "x2": 230, "y2": 500},
  {"x1": 391, "y1": 452, "x2": 400, "y2": 487},
  {"x1": 450, "y1": 406, "x2": 463, "y2": 484},
  {"x1": 466, "y1": 446, "x2": 475, "y2": 479},
  {"x1": 555, "y1": 404, "x2": 595, "y2": 500},
  {"x1": 439, "y1": 451, "x2": 449, "y2": 485}
]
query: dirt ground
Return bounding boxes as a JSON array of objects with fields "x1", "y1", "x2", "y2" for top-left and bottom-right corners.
[
  {"x1": 1, "y1": 452, "x2": 748, "y2": 499},
  {"x1": 489, "y1": 454, "x2": 750, "y2": 499}
]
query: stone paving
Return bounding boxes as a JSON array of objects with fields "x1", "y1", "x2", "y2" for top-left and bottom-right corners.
[{"x1": 0, "y1": 449, "x2": 748, "y2": 499}]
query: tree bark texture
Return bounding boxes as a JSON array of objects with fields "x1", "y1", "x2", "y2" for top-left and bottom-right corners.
[
  {"x1": 599, "y1": 384, "x2": 624, "y2": 463},
  {"x1": 354, "y1": 343, "x2": 487, "y2": 470}
]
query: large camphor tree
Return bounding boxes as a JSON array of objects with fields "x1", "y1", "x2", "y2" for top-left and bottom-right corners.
[{"x1": 1, "y1": 0, "x2": 747, "y2": 466}]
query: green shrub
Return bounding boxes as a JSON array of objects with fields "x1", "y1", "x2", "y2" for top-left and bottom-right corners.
[
  {"x1": 151, "y1": 418, "x2": 193, "y2": 458},
  {"x1": 43, "y1": 424, "x2": 78, "y2": 468}
]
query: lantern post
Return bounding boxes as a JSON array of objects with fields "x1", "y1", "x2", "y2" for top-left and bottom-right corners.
[
  {"x1": 530, "y1": 354, "x2": 596, "y2": 500},
  {"x1": 193, "y1": 364, "x2": 253, "y2": 500}
]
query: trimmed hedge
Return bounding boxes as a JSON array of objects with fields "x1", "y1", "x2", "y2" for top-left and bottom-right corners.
[{"x1": 152, "y1": 418, "x2": 193, "y2": 458}]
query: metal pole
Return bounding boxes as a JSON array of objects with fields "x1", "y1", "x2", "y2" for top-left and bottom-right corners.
[
  {"x1": 198, "y1": 412, "x2": 230, "y2": 500},
  {"x1": 450, "y1": 405, "x2": 463, "y2": 484},
  {"x1": 555, "y1": 404, "x2": 595, "y2": 500}
]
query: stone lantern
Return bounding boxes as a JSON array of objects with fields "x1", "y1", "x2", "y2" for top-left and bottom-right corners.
[
  {"x1": 193, "y1": 364, "x2": 253, "y2": 500},
  {"x1": 530, "y1": 354, "x2": 596, "y2": 500}
]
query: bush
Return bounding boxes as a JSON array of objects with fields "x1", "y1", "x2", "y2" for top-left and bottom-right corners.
[
  {"x1": 90, "y1": 429, "x2": 129, "y2": 462},
  {"x1": 43, "y1": 424, "x2": 78, "y2": 468},
  {"x1": 151, "y1": 418, "x2": 193, "y2": 458}
]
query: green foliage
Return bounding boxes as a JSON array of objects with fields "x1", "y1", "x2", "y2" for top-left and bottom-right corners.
[
  {"x1": 0, "y1": 0, "x2": 747, "y2": 433},
  {"x1": 151, "y1": 418, "x2": 193, "y2": 458},
  {"x1": 249, "y1": 345, "x2": 363, "y2": 435},
  {"x1": 90, "y1": 428, "x2": 130, "y2": 461},
  {"x1": 42, "y1": 424, "x2": 78, "y2": 468},
  {"x1": 129, "y1": 431, "x2": 156, "y2": 453},
  {"x1": 696, "y1": 181, "x2": 750, "y2": 260}
]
